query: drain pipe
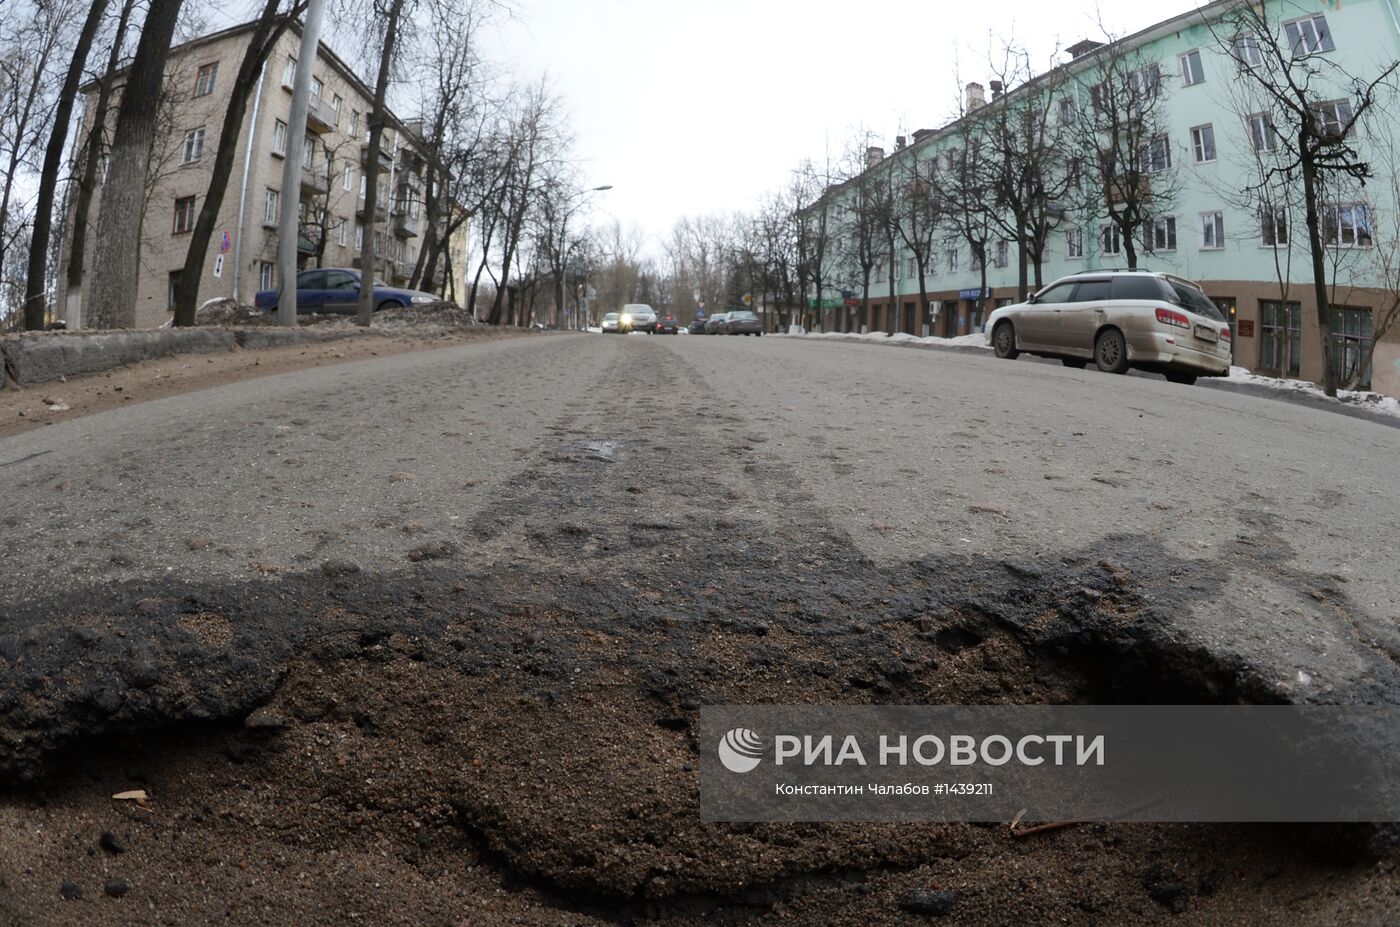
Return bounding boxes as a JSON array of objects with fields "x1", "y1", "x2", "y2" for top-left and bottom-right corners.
[{"x1": 232, "y1": 63, "x2": 267, "y2": 305}]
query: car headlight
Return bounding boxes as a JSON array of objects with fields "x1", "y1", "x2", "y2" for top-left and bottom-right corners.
[
  {"x1": 620, "y1": 314, "x2": 631, "y2": 324},
  {"x1": 410, "y1": 295, "x2": 435, "y2": 304}
]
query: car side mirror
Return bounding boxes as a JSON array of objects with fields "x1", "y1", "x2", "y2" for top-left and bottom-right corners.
[{"x1": 1026, "y1": 294, "x2": 1038, "y2": 305}]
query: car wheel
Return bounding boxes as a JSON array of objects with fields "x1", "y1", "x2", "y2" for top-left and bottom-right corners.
[
  {"x1": 1062, "y1": 357, "x2": 1088, "y2": 369},
  {"x1": 756, "y1": 331, "x2": 763, "y2": 337},
  {"x1": 1165, "y1": 371, "x2": 1198, "y2": 385},
  {"x1": 1094, "y1": 328, "x2": 1129, "y2": 374},
  {"x1": 992, "y1": 322, "x2": 1019, "y2": 359}
]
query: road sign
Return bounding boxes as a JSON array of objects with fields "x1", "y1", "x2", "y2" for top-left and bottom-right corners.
[
  {"x1": 742, "y1": 292, "x2": 753, "y2": 306},
  {"x1": 220, "y1": 231, "x2": 231, "y2": 254}
]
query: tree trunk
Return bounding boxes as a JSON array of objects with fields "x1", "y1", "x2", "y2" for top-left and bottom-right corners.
[
  {"x1": 356, "y1": 0, "x2": 407, "y2": 327},
  {"x1": 1016, "y1": 231, "x2": 1030, "y2": 301},
  {"x1": 408, "y1": 164, "x2": 434, "y2": 288},
  {"x1": 23, "y1": 0, "x2": 110, "y2": 330},
  {"x1": 88, "y1": 0, "x2": 185, "y2": 329},
  {"x1": 64, "y1": 0, "x2": 137, "y2": 329},
  {"x1": 1301, "y1": 153, "x2": 1337, "y2": 396},
  {"x1": 173, "y1": 0, "x2": 294, "y2": 326}
]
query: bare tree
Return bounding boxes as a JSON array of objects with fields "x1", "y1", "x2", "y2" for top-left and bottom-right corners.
[
  {"x1": 0, "y1": 0, "x2": 71, "y2": 324},
  {"x1": 22, "y1": 0, "x2": 110, "y2": 329},
  {"x1": 890, "y1": 139, "x2": 943, "y2": 332},
  {"x1": 791, "y1": 156, "x2": 836, "y2": 331},
  {"x1": 171, "y1": 0, "x2": 304, "y2": 326},
  {"x1": 1207, "y1": 2, "x2": 1398, "y2": 395},
  {"x1": 942, "y1": 125, "x2": 997, "y2": 332},
  {"x1": 62, "y1": 0, "x2": 137, "y2": 329},
  {"x1": 88, "y1": 0, "x2": 186, "y2": 329},
  {"x1": 1066, "y1": 31, "x2": 1179, "y2": 273}
]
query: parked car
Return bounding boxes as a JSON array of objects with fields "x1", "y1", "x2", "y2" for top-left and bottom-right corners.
[
  {"x1": 657, "y1": 314, "x2": 680, "y2": 334},
  {"x1": 705, "y1": 313, "x2": 731, "y2": 334},
  {"x1": 601, "y1": 312, "x2": 621, "y2": 333},
  {"x1": 725, "y1": 310, "x2": 762, "y2": 336},
  {"x1": 688, "y1": 317, "x2": 709, "y2": 334},
  {"x1": 254, "y1": 268, "x2": 440, "y2": 314},
  {"x1": 985, "y1": 270, "x2": 1231, "y2": 384},
  {"x1": 621, "y1": 303, "x2": 658, "y2": 333}
]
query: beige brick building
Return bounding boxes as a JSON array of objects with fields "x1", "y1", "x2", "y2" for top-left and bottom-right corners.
[{"x1": 62, "y1": 21, "x2": 434, "y2": 330}]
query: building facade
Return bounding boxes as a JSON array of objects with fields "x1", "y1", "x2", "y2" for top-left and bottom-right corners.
[
  {"x1": 811, "y1": 0, "x2": 1400, "y2": 398},
  {"x1": 62, "y1": 21, "x2": 436, "y2": 330}
]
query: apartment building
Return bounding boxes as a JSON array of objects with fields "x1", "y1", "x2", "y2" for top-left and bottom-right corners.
[
  {"x1": 61, "y1": 20, "x2": 434, "y2": 330},
  {"x1": 810, "y1": 0, "x2": 1400, "y2": 398}
]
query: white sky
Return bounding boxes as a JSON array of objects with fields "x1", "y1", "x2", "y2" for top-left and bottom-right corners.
[{"x1": 479, "y1": 0, "x2": 1206, "y2": 248}]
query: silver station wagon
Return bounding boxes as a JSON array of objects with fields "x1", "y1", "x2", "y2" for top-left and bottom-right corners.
[{"x1": 985, "y1": 270, "x2": 1232, "y2": 384}]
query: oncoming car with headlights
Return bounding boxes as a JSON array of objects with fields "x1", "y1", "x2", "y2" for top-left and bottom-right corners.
[
  {"x1": 985, "y1": 270, "x2": 1231, "y2": 385},
  {"x1": 620, "y1": 304, "x2": 658, "y2": 333}
]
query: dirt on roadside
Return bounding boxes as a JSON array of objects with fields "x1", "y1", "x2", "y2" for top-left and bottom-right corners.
[{"x1": 0, "y1": 326, "x2": 537, "y2": 439}]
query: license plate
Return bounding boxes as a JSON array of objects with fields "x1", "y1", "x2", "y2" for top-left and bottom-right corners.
[{"x1": 1194, "y1": 324, "x2": 1219, "y2": 343}]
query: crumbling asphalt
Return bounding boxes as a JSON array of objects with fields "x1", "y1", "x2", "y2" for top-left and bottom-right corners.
[{"x1": 2, "y1": 333, "x2": 1399, "y2": 924}]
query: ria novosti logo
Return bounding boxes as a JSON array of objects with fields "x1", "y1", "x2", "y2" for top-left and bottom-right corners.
[{"x1": 718, "y1": 728, "x2": 766, "y2": 773}]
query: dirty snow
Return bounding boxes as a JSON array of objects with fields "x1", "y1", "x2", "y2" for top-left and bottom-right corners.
[
  {"x1": 775, "y1": 330, "x2": 992, "y2": 349},
  {"x1": 1224, "y1": 366, "x2": 1400, "y2": 419}
]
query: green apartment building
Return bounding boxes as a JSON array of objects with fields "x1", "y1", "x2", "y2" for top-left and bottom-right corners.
[{"x1": 809, "y1": 0, "x2": 1400, "y2": 398}]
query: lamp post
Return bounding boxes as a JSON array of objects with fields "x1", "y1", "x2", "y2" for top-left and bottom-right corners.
[{"x1": 556, "y1": 184, "x2": 612, "y2": 330}]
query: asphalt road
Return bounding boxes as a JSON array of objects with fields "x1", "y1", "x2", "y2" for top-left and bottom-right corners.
[{"x1": 3, "y1": 331, "x2": 1400, "y2": 924}]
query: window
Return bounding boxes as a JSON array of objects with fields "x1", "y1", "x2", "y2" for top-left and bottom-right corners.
[
  {"x1": 1247, "y1": 113, "x2": 1278, "y2": 152},
  {"x1": 1331, "y1": 306, "x2": 1372, "y2": 388},
  {"x1": 1145, "y1": 216, "x2": 1177, "y2": 252},
  {"x1": 337, "y1": 221, "x2": 347, "y2": 246},
  {"x1": 1101, "y1": 224, "x2": 1122, "y2": 256},
  {"x1": 923, "y1": 251, "x2": 938, "y2": 276},
  {"x1": 1190, "y1": 124, "x2": 1216, "y2": 163},
  {"x1": 167, "y1": 271, "x2": 181, "y2": 310},
  {"x1": 970, "y1": 249, "x2": 983, "y2": 272},
  {"x1": 1058, "y1": 98, "x2": 1076, "y2": 124},
  {"x1": 271, "y1": 118, "x2": 287, "y2": 155},
  {"x1": 946, "y1": 248, "x2": 958, "y2": 273},
  {"x1": 1112, "y1": 276, "x2": 1171, "y2": 300},
  {"x1": 1284, "y1": 14, "x2": 1335, "y2": 55},
  {"x1": 1179, "y1": 50, "x2": 1204, "y2": 86},
  {"x1": 359, "y1": 174, "x2": 366, "y2": 199},
  {"x1": 302, "y1": 136, "x2": 315, "y2": 169},
  {"x1": 343, "y1": 163, "x2": 353, "y2": 191},
  {"x1": 264, "y1": 188, "x2": 280, "y2": 226},
  {"x1": 1260, "y1": 205, "x2": 1288, "y2": 246},
  {"x1": 906, "y1": 256, "x2": 917, "y2": 279},
  {"x1": 1033, "y1": 282, "x2": 1077, "y2": 304},
  {"x1": 1066, "y1": 228, "x2": 1083, "y2": 258},
  {"x1": 1232, "y1": 34, "x2": 1263, "y2": 69},
  {"x1": 874, "y1": 261, "x2": 885, "y2": 284},
  {"x1": 331, "y1": 93, "x2": 342, "y2": 121},
  {"x1": 172, "y1": 195, "x2": 196, "y2": 233},
  {"x1": 282, "y1": 56, "x2": 297, "y2": 88},
  {"x1": 355, "y1": 221, "x2": 363, "y2": 252},
  {"x1": 310, "y1": 76, "x2": 323, "y2": 98},
  {"x1": 1314, "y1": 100, "x2": 1354, "y2": 138},
  {"x1": 350, "y1": 110, "x2": 360, "y2": 136},
  {"x1": 1202, "y1": 212, "x2": 1225, "y2": 249},
  {"x1": 194, "y1": 62, "x2": 217, "y2": 97},
  {"x1": 259, "y1": 261, "x2": 276, "y2": 291},
  {"x1": 1323, "y1": 203, "x2": 1374, "y2": 247},
  {"x1": 1130, "y1": 64, "x2": 1161, "y2": 99},
  {"x1": 994, "y1": 240, "x2": 1009, "y2": 268},
  {"x1": 1259, "y1": 300, "x2": 1301, "y2": 375},
  {"x1": 1140, "y1": 134, "x2": 1171, "y2": 173},
  {"x1": 181, "y1": 127, "x2": 205, "y2": 163}
]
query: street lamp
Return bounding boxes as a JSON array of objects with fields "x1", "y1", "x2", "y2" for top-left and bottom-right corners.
[{"x1": 560, "y1": 184, "x2": 612, "y2": 330}]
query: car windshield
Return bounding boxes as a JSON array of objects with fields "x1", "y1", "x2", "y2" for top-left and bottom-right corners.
[
  {"x1": 1169, "y1": 282, "x2": 1225, "y2": 321},
  {"x1": 730, "y1": 311, "x2": 756, "y2": 320},
  {"x1": 603, "y1": 313, "x2": 618, "y2": 320}
]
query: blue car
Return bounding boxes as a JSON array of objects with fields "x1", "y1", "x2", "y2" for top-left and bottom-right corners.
[{"x1": 254, "y1": 267, "x2": 443, "y2": 314}]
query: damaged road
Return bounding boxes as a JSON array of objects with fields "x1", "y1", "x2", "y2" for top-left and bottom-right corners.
[{"x1": 2, "y1": 333, "x2": 1399, "y2": 924}]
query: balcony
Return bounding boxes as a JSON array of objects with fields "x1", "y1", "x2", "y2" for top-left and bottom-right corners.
[
  {"x1": 360, "y1": 144, "x2": 394, "y2": 174},
  {"x1": 305, "y1": 95, "x2": 337, "y2": 134},
  {"x1": 296, "y1": 234, "x2": 315, "y2": 255},
  {"x1": 393, "y1": 212, "x2": 421, "y2": 238},
  {"x1": 356, "y1": 201, "x2": 387, "y2": 221},
  {"x1": 300, "y1": 171, "x2": 329, "y2": 196},
  {"x1": 402, "y1": 170, "x2": 424, "y2": 192}
]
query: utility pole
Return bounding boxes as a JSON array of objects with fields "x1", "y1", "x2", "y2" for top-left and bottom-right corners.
[{"x1": 276, "y1": 0, "x2": 326, "y2": 327}]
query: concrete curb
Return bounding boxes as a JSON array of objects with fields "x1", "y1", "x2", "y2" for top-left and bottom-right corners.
[{"x1": 0, "y1": 327, "x2": 375, "y2": 387}]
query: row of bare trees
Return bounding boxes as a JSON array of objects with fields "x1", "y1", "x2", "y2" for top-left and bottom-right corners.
[
  {"x1": 756, "y1": 4, "x2": 1400, "y2": 393},
  {"x1": 1, "y1": 0, "x2": 600, "y2": 332}
]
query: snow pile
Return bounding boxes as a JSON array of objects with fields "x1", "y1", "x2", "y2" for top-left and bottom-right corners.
[
  {"x1": 776, "y1": 330, "x2": 992, "y2": 350},
  {"x1": 1224, "y1": 366, "x2": 1400, "y2": 419}
]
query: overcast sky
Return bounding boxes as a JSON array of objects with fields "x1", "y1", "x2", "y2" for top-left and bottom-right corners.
[{"x1": 478, "y1": 0, "x2": 1205, "y2": 248}]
